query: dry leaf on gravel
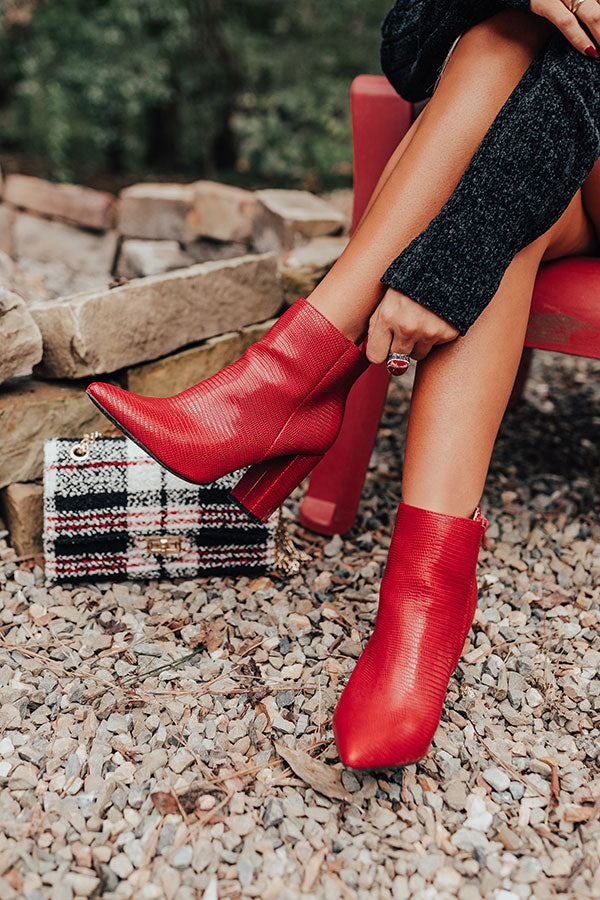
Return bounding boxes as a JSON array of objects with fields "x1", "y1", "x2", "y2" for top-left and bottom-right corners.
[
  {"x1": 255, "y1": 700, "x2": 272, "y2": 730},
  {"x1": 533, "y1": 592, "x2": 571, "y2": 609},
  {"x1": 188, "y1": 620, "x2": 224, "y2": 653},
  {"x1": 100, "y1": 618, "x2": 127, "y2": 634},
  {"x1": 540, "y1": 756, "x2": 560, "y2": 807},
  {"x1": 275, "y1": 743, "x2": 349, "y2": 801},
  {"x1": 151, "y1": 787, "x2": 208, "y2": 816},
  {"x1": 150, "y1": 791, "x2": 179, "y2": 815}
]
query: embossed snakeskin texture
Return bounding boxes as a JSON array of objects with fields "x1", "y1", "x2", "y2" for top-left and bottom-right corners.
[
  {"x1": 333, "y1": 501, "x2": 487, "y2": 769},
  {"x1": 87, "y1": 298, "x2": 368, "y2": 486}
]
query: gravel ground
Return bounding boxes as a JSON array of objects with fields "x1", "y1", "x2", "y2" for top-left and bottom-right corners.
[{"x1": 0, "y1": 349, "x2": 599, "y2": 900}]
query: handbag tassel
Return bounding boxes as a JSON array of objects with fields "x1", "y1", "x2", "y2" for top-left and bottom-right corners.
[{"x1": 273, "y1": 514, "x2": 311, "y2": 577}]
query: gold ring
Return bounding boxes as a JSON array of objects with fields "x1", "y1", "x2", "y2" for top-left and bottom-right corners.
[{"x1": 568, "y1": 0, "x2": 585, "y2": 13}]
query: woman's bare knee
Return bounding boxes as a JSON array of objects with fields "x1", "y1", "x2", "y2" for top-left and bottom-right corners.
[{"x1": 540, "y1": 190, "x2": 600, "y2": 261}]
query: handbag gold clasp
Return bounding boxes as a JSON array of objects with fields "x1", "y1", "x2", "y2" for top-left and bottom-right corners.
[
  {"x1": 146, "y1": 535, "x2": 181, "y2": 554},
  {"x1": 69, "y1": 431, "x2": 102, "y2": 461}
]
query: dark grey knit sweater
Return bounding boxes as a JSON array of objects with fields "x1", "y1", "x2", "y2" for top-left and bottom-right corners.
[{"x1": 378, "y1": 0, "x2": 600, "y2": 334}]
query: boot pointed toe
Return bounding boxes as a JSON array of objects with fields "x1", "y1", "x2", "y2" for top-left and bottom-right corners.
[
  {"x1": 332, "y1": 502, "x2": 488, "y2": 771},
  {"x1": 333, "y1": 709, "x2": 373, "y2": 770},
  {"x1": 334, "y1": 681, "x2": 437, "y2": 769},
  {"x1": 86, "y1": 381, "x2": 123, "y2": 414}
]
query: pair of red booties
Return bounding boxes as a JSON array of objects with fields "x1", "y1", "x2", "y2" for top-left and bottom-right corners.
[{"x1": 87, "y1": 297, "x2": 488, "y2": 769}]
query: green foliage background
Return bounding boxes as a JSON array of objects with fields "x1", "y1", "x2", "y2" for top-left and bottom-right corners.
[{"x1": 0, "y1": 0, "x2": 391, "y2": 189}]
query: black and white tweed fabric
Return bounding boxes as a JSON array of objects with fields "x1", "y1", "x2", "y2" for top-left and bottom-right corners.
[{"x1": 43, "y1": 436, "x2": 278, "y2": 584}]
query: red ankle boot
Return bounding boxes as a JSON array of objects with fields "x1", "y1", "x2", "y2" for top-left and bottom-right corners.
[
  {"x1": 333, "y1": 501, "x2": 488, "y2": 769},
  {"x1": 86, "y1": 298, "x2": 368, "y2": 521}
]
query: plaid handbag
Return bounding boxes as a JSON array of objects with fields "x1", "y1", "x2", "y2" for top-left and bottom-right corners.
[{"x1": 43, "y1": 432, "x2": 305, "y2": 584}]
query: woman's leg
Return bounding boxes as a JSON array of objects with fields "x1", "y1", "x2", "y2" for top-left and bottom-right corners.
[
  {"x1": 333, "y1": 183, "x2": 600, "y2": 772},
  {"x1": 581, "y1": 153, "x2": 600, "y2": 239},
  {"x1": 307, "y1": 8, "x2": 556, "y2": 342},
  {"x1": 401, "y1": 186, "x2": 599, "y2": 518}
]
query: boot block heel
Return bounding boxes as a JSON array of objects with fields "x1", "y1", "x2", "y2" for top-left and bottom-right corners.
[{"x1": 230, "y1": 454, "x2": 323, "y2": 521}]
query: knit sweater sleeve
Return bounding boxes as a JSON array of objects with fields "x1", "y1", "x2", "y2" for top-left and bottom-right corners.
[
  {"x1": 379, "y1": 17, "x2": 600, "y2": 335},
  {"x1": 380, "y1": 0, "x2": 531, "y2": 103}
]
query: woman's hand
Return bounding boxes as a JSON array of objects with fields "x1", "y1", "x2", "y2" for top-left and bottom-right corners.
[
  {"x1": 366, "y1": 287, "x2": 459, "y2": 364},
  {"x1": 530, "y1": 0, "x2": 600, "y2": 57}
]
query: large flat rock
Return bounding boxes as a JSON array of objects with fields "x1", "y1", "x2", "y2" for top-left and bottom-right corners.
[
  {"x1": 0, "y1": 378, "x2": 112, "y2": 489},
  {"x1": 118, "y1": 181, "x2": 259, "y2": 244},
  {"x1": 13, "y1": 212, "x2": 118, "y2": 298},
  {"x1": 31, "y1": 253, "x2": 282, "y2": 378},
  {"x1": 0, "y1": 251, "x2": 49, "y2": 304},
  {"x1": 0, "y1": 482, "x2": 43, "y2": 556},
  {"x1": 0, "y1": 288, "x2": 43, "y2": 385},
  {"x1": 189, "y1": 181, "x2": 258, "y2": 243},
  {"x1": 252, "y1": 189, "x2": 346, "y2": 253},
  {"x1": 116, "y1": 239, "x2": 196, "y2": 278},
  {"x1": 117, "y1": 182, "x2": 196, "y2": 241},
  {"x1": 126, "y1": 318, "x2": 275, "y2": 397},
  {"x1": 13, "y1": 211, "x2": 119, "y2": 270},
  {"x1": 5, "y1": 174, "x2": 116, "y2": 231}
]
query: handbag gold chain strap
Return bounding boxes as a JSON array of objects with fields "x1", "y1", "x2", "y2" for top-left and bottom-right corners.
[{"x1": 68, "y1": 431, "x2": 309, "y2": 575}]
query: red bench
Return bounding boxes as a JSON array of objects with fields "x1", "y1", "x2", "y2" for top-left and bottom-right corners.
[{"x1": 298, "y1": 74, "x2": 600, "y2": 536}]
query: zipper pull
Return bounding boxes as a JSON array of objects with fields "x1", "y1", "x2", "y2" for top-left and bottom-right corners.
[{"x1": 472, "y1": 506, "x2": 489, "y2": 549}]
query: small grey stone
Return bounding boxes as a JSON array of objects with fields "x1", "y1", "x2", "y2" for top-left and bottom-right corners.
[
  {"x1": 169, "y1": 748, "x2": 194, "y2": 774},
  {"x1": 157, "y1": 822, "x2": 177, "y2": 854},
  {"x1": 14, "y1": 568, "x2": 35, "y2": 586},
  {"x1": 128, "y1": 784, "x2": 148, "y2": 809},
  {"x1": 509, "y1": 781, "x2": 525, "y2": 801},
  {"x1": 341, "y1": 770, "x2": 361, "y2": 793},
  {"x1": 112, "y1": 787, "x2": 127, "y2": 811},
  {"x1": 272, "y1": 716, "x2": 295, "y2": 733},
  {"x1": 444, "y1": 780, "x2": 467, "y2": 811},
  {"x1": 237, "y1": 857, "x2": 254, "y2": 888},
  {"x1": 276, "y1": 689, "x2": 295, "y2": 708},
  {"x1": 99, "y1": 864, "x2": 119, "y2": 893},
  {"x1": 324, "y1": 535, "x2": 343, "y2": 557},
  {"x1": 482, "y1": 766, "x2": 510, "y2": 793},
  {"x1": 341, "y1": 869, "x2": 359, "y2": 888},
  {"x1": 109, "y1": 853, "x2": 134, "y2": 879},
  {"x1": 124, "y1": 839, "x2": 146, "y2": 868},
  {"x1": 205, "y1": 720, "x2": 217, "y2": 740},
  {"x1": 417, "y1": 854, "x2": 442, "y2": 881},
  {"x1": 171, "y1": 845, "x2": 193, "y2": 868},
  {"x1": 263, "y1": 798, "x2": 284, "y2": 828},
  {"x1": 50, "y1": 884, "x2": 73, "y2": 900},
  {"x1": 295, "y1": 713, "x2": 309, "y2": 734}
]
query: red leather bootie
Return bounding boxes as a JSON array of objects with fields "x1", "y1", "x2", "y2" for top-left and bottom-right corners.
[
  {"x1": 86, "y1": 298, "x2": 368, "y2": 521},
  {"x1": 333, "y1": 501, "x2": 488, "y2": 769}
]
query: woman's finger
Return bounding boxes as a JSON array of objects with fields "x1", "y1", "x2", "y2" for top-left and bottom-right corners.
[
  {"x1": 365, "y1": 315, "x2": 393, "y2": 364},
  {"x1": 410, "y1": 339, "x2": 435, "y2": 361},
  {"x1": 570, "y1": 0, "x2": 600, "y2": 54},
  {"x1": 389, "y1": 328, "x2": 416, "y2": 357},
  {"x1": 532, "y1": 0, "x2": 600, "y2": 56}
]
